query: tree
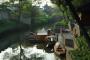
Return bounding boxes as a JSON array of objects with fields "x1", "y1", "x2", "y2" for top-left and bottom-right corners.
[
  {"x1": 72, "y1": 0, "x2": 90, "y2": 7},
  {"x1": 30, "y1": 6, "x2": 50, "y2": 30}
]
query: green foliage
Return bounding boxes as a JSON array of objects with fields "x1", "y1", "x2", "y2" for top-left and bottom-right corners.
[
  {"x1": 51, "y1": 0, "x2": 90, "y2": 7},
  {"x1": 70, "y1": 49, "x2": 90, "y2": 60},
  {"x1": 21, "y1": 0, "x2": 32, "y2": 14},
  {"x1": 70, "y1": 36, "x2": 90, "y2": 60},
  {"x1": 54, "y1": 19, "x2": 68, "y2": 28},
  {"x1": 72, "y1": 0, "x2": 90, "y2": 7},
  {"x1": 76, "y1": 36, "x2": 88, "y2": 50}
]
